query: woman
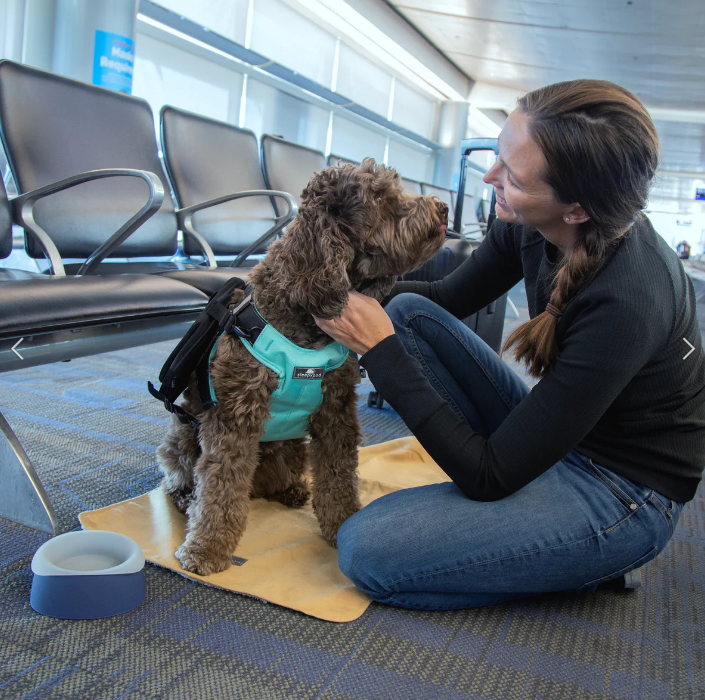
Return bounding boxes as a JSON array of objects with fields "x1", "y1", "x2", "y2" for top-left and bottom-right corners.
[{"x1": 314, "y1": 79, "x2": 705, "y2": 610}]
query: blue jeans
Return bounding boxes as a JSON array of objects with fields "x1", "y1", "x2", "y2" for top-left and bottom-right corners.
[{"x1": 338, "y1": 293, "x2": 684, "y2": 610}]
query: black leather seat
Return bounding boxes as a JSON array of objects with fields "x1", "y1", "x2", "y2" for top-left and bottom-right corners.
[
  {"x1": 160, "y1": 107, "x2": 296, "y2": 279},
  {"x1": 0, "y1": 273, "x2": 206, "y2": 344},
  {"x1": 0, "y1": 171, "x2": 209, "y2": 373},
  {"x1": 0, "y1": 60, "x2": 250, "y2": 295}
]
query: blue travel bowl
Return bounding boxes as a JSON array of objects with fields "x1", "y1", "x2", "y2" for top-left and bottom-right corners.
[{"x1": 30, "y1": 530, "x2": 145, "y2": 619}]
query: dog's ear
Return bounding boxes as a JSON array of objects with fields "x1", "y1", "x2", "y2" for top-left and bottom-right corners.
[{"x1": 280, "y1": 168, "x2": 358, "y2": 319}]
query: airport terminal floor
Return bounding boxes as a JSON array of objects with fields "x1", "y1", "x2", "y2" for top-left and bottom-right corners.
[
  {"x1": 1, "y1": 282, "x2": 703, "y2": 699},
  {"x1": 2, "y1": 0, "x2": 705, "y2": 698}
]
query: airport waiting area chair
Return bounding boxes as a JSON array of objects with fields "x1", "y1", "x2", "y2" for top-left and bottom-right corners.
[
  {"x1": 261, "y1": 135, "x2": 328, "y2": 212},
  {"x1": 451, "y1": 190, "x2": 486, "y2": 238},
  {"x1": 160, "y1": 106, "x2": 296, "y2": 272},
  {"x1": 0, "y1": 60, "x2": 295, "y2": 295},
  {"x1": 0, "y1": 170, "x2": 211, "y2": 535},
  {"x1": 327, "y1": 154, "x2": 359, "y2": 168},
  {"x1": 400, "y1": 177, "x2": 423, "y2": 196}
]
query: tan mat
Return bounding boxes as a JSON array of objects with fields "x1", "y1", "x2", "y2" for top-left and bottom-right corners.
[{"x1": 79, "y1": 437, "x2": 450, "y2": 622}]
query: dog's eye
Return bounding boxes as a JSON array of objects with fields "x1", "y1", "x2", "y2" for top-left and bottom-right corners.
[{"x1": 375, "y1": 197, "x2": 381, "y2": 204}]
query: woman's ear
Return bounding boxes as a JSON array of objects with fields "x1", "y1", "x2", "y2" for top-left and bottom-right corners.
[{"x1": 564, "y1": 203, "x2": 590, "y2": 224}]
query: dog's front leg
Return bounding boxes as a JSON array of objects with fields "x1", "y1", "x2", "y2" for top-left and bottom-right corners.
[
  {"x1": 156, "y1": 378, "x2": 201, "y2": 513},
  {"x1": 157, "y1": 415, "x2": 200, "y2": 514},
  {"x1": 308, "y1": 357, "x2": 362, "y2": 547},
  {"x1": 175, "y1": 414, "x2": 265, "y2": 576}
]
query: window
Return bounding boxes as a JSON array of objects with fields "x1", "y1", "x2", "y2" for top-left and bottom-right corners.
[
  {"x1": 330, "y1": 115, "x2": 386, "y2": 164},
  {"x1": 392, "y1": 79, "x2": 437, "y2": 140},
  {"x1": 152, "y1": 0, "x2": 250, "y2": 45},
  {"x1": 387, "y1": 139, "x2": 433, "y2": 182},
  {"x1": 336, "y1": 43, "x2": 392, "y2": 116},
  {"x1": 133, "y1": 33, "x2": 241, "y2": 125},
  {"x1": 250, "y1": 0, "x2": 337, "y2": 86},
  {"x1": 244, "y1": 78, "x2": 329, "y2": 152}
]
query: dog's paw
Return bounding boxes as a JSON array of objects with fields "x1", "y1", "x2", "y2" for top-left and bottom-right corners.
[
  {"x1": 317, "y1": 502, "x2": 361, "y2": 548},
  {"x1": 164, "y1": 486, "x2": 194, "y2": 514},
  {"x1": 270, "y1": 483, "x2": 310, "y2": 508},
  {"x1": 319, "y1": 522, "x2": 342, "y2": 549},
  {"x1": 175, "y1": 543, "x2": 232, "y2": 576}
]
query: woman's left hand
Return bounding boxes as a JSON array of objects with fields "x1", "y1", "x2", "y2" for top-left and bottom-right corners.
[{"x1": 314, "y1": 291, "x2": 394, "y2": 356}]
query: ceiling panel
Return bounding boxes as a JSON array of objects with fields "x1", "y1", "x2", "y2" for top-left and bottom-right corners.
[
  {"x1": 390, "y1": 0, "x2": 705, "y2": 195},
  {"x1": 393, "y1": 7, "x2": 705, "y2": 109}
]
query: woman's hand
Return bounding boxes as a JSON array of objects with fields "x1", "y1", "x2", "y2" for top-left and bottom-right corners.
[{"x1": 314, "y1": 291, "x2": 394, "y2": 356}]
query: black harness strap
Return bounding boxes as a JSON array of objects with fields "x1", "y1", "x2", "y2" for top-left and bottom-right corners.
[
  {"x1": 148, "y1": 277, "x2": 251, "y2": 427},
  {"x1": 195, "y1": 287, "x2": 269, "y2": 413},
  {"x1": 229, "y1": 297, "x2": 267, "y2": 343}
]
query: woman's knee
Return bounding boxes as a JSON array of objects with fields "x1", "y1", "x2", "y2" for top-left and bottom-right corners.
[
  {"x1": 337, "y1": 513, "x2": 394, "y2": 599},
  {"x1": 384, "y1": 292, "x2": 434, "y2": 326}
]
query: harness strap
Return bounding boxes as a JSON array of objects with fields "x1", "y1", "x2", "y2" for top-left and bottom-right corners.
[
  {"x1": 147, "y1": 381, "x2": 200, "y2": 427},
  {"x1": 206, "y1": 300, "x2": 231, "y2": 326},
  {"x1": 193, "y1": 285, "x2": 267, "y2": 418},
  {"x1": 229, "y1": 289, "x2": 267, "y2": 343}
]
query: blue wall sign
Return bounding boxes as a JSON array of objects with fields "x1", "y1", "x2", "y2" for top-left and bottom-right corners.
[{"x1": 92, "y1": 30, "x2": 134, "y2": 94}]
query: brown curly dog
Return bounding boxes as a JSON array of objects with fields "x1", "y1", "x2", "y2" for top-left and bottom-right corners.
[{"x1": 156, "y1": 159, "x2": 448, "y2": 575}]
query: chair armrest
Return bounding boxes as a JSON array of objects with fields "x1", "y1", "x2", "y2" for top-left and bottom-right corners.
[
  {"x1": 11, "y1": 169, "x2": 165, "y2": 276},
  {"x1": 176, "y1": 190, "x2": 298, "y2": 269}
]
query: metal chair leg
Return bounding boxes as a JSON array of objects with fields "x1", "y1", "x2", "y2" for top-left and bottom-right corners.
[{"x1": 0, "y1": 410, "x2": 58, "y2": 534}]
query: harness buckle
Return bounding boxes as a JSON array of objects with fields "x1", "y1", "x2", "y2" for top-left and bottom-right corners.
[
  {"x1": 230, "y1": 293, "x2": 252, "y2": 318},
  {"x1": 227, "y1": 293, "x2": 254, "y2": 341}
]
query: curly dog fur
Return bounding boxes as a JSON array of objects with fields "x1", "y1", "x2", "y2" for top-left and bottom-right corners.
[{"x1": 157, "y1": 159, "x2": 448, "y2": 575}]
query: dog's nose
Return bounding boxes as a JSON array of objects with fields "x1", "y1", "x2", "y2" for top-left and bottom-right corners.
[{"x1": 437, "y1": 201, "x2": 449, "y2": 223}]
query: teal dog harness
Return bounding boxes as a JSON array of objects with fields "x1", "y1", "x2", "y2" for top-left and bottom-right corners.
[{"x1": 209, "y1": 292, "x2": 349, "y2": 442}]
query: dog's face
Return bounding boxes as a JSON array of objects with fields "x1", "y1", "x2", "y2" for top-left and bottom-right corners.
[
  {"x1": 342, "y1": 160, "x2": 449, "y2": 299},
  {"x1": 287, "y1": 159, "x2": 448, "y2": 318}
]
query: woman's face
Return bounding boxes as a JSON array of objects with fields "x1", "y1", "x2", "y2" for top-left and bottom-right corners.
[{"x1": 483, "y1": 110, "x2": 578, "y2": 235}]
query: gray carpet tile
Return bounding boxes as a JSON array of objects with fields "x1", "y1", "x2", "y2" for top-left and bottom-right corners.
[{"x1": 0, "y1": 283, "x2": 703, "y2": 699}]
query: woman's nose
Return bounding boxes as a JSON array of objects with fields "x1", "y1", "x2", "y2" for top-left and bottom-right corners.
[{"x1": 483, "y1": 162, "x2": 499, "y2": 186}]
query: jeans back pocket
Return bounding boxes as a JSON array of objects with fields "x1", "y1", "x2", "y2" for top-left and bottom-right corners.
[{"x1": 648, "y1": 491, "x2": 683, "y2": 537}]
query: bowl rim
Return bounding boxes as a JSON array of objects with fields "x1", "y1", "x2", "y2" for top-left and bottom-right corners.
[{"x1": 31, "y1": 530, "x2": 145, "y2": 577}]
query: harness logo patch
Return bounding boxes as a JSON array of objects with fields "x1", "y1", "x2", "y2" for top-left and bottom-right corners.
[{"x1": 293, "y1": 366, "x2": 325, "y2": 380}]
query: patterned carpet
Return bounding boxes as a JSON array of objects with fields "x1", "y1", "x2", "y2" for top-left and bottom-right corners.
[{"x1": 0, "y1": 283, "x2": 703, "y2": 699}]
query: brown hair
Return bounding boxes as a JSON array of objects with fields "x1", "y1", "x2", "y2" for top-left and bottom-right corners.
[{"x1": 503, "y1": 79, "x2": 659, "y2": 377}]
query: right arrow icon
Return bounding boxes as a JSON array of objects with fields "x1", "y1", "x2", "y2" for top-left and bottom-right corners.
[{"x1": 683, "y1": 338, "x2": 695, "y2": 360}]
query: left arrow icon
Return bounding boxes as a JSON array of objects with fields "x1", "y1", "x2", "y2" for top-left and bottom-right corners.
[{"x1": 12, "y1": 338, "x2": 24, "y2": 360}]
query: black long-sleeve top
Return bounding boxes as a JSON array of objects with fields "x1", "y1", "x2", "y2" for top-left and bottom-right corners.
[{"x1": 359, "y1": 216, "x2": 705, "y2": 503}]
